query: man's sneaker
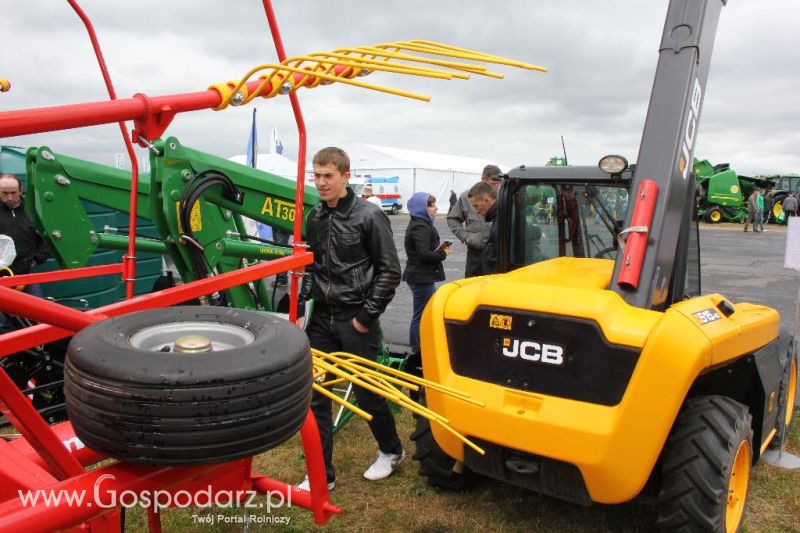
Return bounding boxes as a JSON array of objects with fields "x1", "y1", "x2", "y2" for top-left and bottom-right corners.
[
  {"x1": 363, "y1": 449, "x2": 406, "y2": 481},
  {"x1": 296, "y1": 476, "x2": 335, "y2": 492}
]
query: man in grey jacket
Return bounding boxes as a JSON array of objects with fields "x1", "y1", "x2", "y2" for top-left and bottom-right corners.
[{"x1": 447, "y1": 165, "x2": 501, "y2": 277}]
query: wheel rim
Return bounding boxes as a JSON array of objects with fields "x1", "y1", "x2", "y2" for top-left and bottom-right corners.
[
  {"x1": 710, "y1": 210, "x2": 722, "y2": 223},
  {"x1": 787, "y1": 358, "x2": 797, "y2": 427},
  {"x1": 773, "y1": 201, "x2": 783, "y2": 218},
  {"x1": 128, "y1": 321, "x2": 255, "y2": 352},
  {"x1": 726, "y1": 439, "x2": 750, "y2": 533}
]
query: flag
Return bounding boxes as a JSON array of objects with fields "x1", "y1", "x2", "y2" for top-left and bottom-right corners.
[
  {"x1": 270, "y1": 127, "x2": 284, "y2": 155},
  {"x1": 246, "y1": 108, "x2": 258, "y2": 168}
]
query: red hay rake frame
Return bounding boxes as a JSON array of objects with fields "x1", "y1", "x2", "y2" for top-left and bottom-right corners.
[{"x1": 0, "y1": 1, "x2": 340, "y2": 530}]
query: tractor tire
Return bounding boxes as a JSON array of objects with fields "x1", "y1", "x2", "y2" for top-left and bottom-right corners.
[
  {"x1": 772, "y1": 194, "x2": 787, "y2": 224},
  {"x1": 410, "y1": 393, "x2": 474, "y2": 490},
  {"x1": 64, "y1": 306, "x2": 312, "y2": 465},
  {"x1": 704, "y1": 207, "x2": 723, "y2": 224},
  {"x1": 656, "y1": 395, "x2": 753, "y2": 533},
  {"x1": 775, "y1": 351, "x2": 798, "y2": 444}
]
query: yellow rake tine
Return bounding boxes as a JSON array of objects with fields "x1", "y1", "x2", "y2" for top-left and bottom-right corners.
[
  {"x1": 318, "y1": 350, "x2": 485, "y2": 406},
  {"x1": 299, "y1": 53, "x2": 466, "y2": 80},
  {"x1": 350, "y1": 45, "x2": 490, "y2": 73},
  {"x1": 369, "y1": 45, "x2": 504, "y2": 79},
  {"x1": 322, "y1": 351, "x2": 476, "y2": 403},
  {"x1": 432, "y1": 417, "x2": 485, "y2": 455},
  {"x1": 317, "y1": 353, "x2": 420, "y2": 391},
  {"x1": 385, "y1": 40, "x2": 539, "y2": 77},
  {"x1": 321, "y1": 361, "x2": 451, "y2": 425},
  {"x1": 313, "y1": 383, "x2": 372, "y2": 421},
  {"x1": 225, "y1": 63, "x2": 431, "y2": 105},
  {"x1": 313, "y1": 358, "x2": 403, "y2": 402},
  {"x1": 406, "y1": 39, "x2": 547, "y2": 72},
  {"x1": 318, "y1": 377, "x2": 348, "y2": 387},
  {"x1": 335, "y1": 46, "x2": 481, "y2": 77},
  {"x1": 312, "y1": 350, "x2": 486, "y2": 453},
  {"x1": 380, "y1": 41, "x2": 513, "y2": 67}
]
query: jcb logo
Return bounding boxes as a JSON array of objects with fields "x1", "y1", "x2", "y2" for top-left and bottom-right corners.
[
  {"x1": 502, "y1": 337, "x2": 565, "y2": 366},
  {"x1": 679, "y1": 77, "x2": 703, "y2": 180}
]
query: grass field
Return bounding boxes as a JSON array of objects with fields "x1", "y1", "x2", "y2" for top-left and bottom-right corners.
[{"x1": 123, "y1": 403, "x2": 800, "y2": 532}]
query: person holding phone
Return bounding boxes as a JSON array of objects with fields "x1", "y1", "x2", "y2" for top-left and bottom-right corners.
[{"x1": 402, "y1": 192, "x2": 450, "y2": 361}]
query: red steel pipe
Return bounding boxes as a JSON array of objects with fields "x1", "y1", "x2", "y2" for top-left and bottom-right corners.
[
  {"x1": 251, "y1": 412, "x2": 340, "y2": 525},
  {"x1": 0, "y1": 70, "x2": 345, "y2": 139},
  {"x1": 0, "y1": 367, "x2": 84, "y2": 480},
  {"x1": 67, "y1": 0, "x2": 141, "y2": 300},
  {"x1": 0, "y1": 285, "x2": 102, "y2": 331},
  {"x1": 9, "y1": 421, "x2": 105, "y2": 471},
  {"x1": 0, "y1": 263, "x2": 123, "y2": 287},
  {"x1": 262, "y1": 0, "x2": 308, "y2": 323},
  {"x1": 0, "y1": 251, "x2": 313, "y2": 357},
  {"x1": 0, "y1": 461, "x2": 239, "y2": 533}
]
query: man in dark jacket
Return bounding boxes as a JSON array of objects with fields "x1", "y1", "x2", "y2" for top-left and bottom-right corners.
[
  {"x1": 468, "y1": 181, "x2": 498, "y2": 274},
  {"x1": 0, "y1": 174, "x2": 50, "y2": 279},
  {"x1": 297, "y1": 147, "x2": 403, "y2": 491},
  {"x1": 447, "y1": 165, "x2": 501, "y2": 277},
  {"x1": 0, "y1": 174, "x2": 50, "y2": 333}
]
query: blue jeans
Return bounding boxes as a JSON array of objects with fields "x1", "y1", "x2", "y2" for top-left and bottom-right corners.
[{"x1": 407, "y1": 282, "x2": 436, "y2": 352}]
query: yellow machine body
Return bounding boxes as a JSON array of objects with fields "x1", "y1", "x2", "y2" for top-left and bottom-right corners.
[{"x1": 420, "y1": 257, "x2": 779, "y2": 504}]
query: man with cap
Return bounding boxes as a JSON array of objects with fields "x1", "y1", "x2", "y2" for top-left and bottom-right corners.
[
  {"x1": 361, "y1": 184, "x2": 383, "y2": 208},
  {"x1": 447, "y1": 164, "x2": 501, "y2": 277}
]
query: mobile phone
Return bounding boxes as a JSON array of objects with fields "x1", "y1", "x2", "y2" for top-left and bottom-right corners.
[{"x1": 437, "y1": 240, "x2": 453, "y2": 250}]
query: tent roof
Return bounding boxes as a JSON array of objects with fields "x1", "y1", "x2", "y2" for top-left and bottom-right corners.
[
  {"x1": 228, "y1": 152, "x2": 299, "y2": 177},
  {"x1": 347, "y1": 143, "x2": 508, "y2": 173}
]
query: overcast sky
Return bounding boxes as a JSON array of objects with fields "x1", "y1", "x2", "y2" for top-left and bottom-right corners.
[{"x1": 2, "y1": 1, "x2": 798, "y2": 176}]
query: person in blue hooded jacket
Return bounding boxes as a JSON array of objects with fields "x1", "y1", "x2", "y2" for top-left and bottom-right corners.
[{"x1": 402, "y1": 192, "x2": 450, "y2": 356}]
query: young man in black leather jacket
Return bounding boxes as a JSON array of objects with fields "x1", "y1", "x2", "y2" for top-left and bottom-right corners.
[{"x1": 296, "y1": 147, "x2": 404, "y2": 491}]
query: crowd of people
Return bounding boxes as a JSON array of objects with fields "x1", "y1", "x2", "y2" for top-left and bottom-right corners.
[{"x1": 744, "y1": 188, "x2": 798, "y2": 232}]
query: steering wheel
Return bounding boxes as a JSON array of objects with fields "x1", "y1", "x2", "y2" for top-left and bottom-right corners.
[{"x1": 593, "y1": 247, "x2": 616, "y2": 259}]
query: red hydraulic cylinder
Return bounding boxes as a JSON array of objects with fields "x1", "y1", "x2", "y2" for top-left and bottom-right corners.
[{"x1": 617, "y1": 179, "x2": 658, "y2": 289}]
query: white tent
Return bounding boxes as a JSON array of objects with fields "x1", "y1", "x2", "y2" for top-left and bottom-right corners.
[
  {"x1": 329, "y1": 143, "x2": 509, "y2": 213},
  {"x1": 228, "y1": 152, "x2": 299, "y2": 178}
]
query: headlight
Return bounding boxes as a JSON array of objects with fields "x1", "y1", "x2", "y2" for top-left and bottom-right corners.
[{"x1": 598, "y1": 155, "x2": 629, "y2": 175}]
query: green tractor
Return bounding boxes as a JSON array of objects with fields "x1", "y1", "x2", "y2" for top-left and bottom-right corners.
[
  {"x1": 694, "y1": 159, "x2": 770, "y2": 223},
  {"x1": 765, "y1": 174, "x2": 800, "y2": 224}
]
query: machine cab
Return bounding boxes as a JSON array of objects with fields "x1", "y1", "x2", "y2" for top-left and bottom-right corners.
[{"x1": 496, "y1": 159, "x2": 701, "y2": 303}]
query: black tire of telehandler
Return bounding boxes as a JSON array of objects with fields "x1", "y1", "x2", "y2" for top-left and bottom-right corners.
[
  {"x1": 410, "y1": 393, "x2": 474, "y2": 490},
  {"x1": 774, "y1": 350, "x2": 798, "y2": 445},
  {"x1": 656, "y1": 395, "x2": 753, "y2": 533},
  {"x1": 64, "y1": 306, "x2": 312, "y2": 465}
]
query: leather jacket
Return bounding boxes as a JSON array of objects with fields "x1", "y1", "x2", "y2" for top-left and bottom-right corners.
[
  {"x1": 300, "y1": 188, "x2": 401, "y2": 328},
  {"x1": 0, "y1": 199, "x2": 50, "y2": 275}
]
